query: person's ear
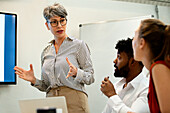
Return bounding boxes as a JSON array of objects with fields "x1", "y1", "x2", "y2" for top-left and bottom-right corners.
[
  {"x1": 166, "y1": 55, "x2": 170, "y2": 62},
  {"x1": 139, "y1": 38, "x2": 145, "y2": 49},
  {"x1": 130, "y1": 58, "x2": 135, "y2": 65},
  {"x1": 45, "y1": 22, "x2": 50, "y2": 30}
]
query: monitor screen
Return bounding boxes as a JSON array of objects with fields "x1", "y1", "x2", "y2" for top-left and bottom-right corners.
[{"x1": 0, "y1": 12, "x2": 17, "y2": 85}]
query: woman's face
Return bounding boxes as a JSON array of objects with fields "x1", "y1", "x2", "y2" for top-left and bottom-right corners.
[
  {"x1": 46, "y1": 16, "x2": 67, "y2": 39},
  {"x1": 132, "y1": 25, "x2": 142, "y2": 61}
]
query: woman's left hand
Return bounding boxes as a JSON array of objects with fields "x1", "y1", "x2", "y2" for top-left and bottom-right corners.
[{"x1": 66, "y1": 57, "x2": 77, "y2": 78}]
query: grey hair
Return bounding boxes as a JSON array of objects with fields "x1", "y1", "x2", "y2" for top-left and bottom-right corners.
[{"x1": 43, "y1": 3, "x2": 68, "y2": 21}]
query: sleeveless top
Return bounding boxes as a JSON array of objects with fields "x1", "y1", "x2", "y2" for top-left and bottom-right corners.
[{"x1": 148, "y1": 61, "x2": 170, "y2": 113}]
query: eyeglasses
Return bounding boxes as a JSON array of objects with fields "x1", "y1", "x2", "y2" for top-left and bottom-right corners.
[{"x1": 48, "y1": 18, "x2": 67, "y2": 27}]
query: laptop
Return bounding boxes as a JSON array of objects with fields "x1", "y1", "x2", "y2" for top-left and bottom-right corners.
[{"x1": 19, "y1": 96, "x2": 68, "y2": 113}]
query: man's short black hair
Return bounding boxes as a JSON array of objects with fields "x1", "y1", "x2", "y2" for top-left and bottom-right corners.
[
  {"x1": 115, "y1": 38, "x2": 133, "y2": 59},
  {"x1": 115, "y1": 38, "x2": 143, "y2": 66}
]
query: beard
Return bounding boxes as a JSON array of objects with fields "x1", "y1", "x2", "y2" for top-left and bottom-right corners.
[{"x1": 114, "y1": 62, "x2": 130, "y2": 78}]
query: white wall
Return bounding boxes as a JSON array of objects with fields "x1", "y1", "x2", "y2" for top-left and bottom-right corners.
[{"x1": 0, "y1": 0, "x2": 169, "y2": 113}]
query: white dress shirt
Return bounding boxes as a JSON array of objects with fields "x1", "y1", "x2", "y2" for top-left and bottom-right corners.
[{"x1": 102, "y1": 67, "x2": 150, "y2": 113}]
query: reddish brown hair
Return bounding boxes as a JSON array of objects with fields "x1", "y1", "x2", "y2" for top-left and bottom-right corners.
[{"x1": 139, "y1": 19, "x2": 170, "y2": 63}]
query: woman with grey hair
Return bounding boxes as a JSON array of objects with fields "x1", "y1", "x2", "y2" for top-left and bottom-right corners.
[{"x1": 14, "y1": 3, "x2": 94, "y2": 113}]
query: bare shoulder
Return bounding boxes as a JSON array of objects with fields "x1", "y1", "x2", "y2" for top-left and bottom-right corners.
[
  {"x1": 152, "y1": 63, "x2": 170, "y2": 73},
  {"x1": 152, "y1": 64, "x2": 170, "y2": 80}
]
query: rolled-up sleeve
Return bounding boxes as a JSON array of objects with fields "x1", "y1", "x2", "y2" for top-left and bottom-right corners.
[
  {"x1": 31, "y1": 48, "x2": 50, "y2": 92},
  {"x1": 32, "y1": 75, "x2": 49, "y2": 92},
  {"x1": 75, "y1": 41, "x2": 95, "y2": 85}
]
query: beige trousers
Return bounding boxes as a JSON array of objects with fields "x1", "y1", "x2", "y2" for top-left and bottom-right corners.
[{"x1": 46, "y1": 86, "x2": 90, "y2": 113}]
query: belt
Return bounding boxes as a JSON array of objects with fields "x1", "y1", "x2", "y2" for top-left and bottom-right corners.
[{"x1": 46, "y1": 86, "x2": 70, "y2": 97}]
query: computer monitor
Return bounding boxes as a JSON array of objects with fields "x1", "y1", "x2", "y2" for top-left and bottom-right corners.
[
  {"x1": 0, "y1": 12, "x2": 17, "y2": 85},
  {"x1": 19, "y1": 96, "x2": 68, "y2": 113}
]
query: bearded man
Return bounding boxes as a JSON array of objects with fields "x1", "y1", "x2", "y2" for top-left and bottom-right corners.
[{"x1": 100, "y1": 38, "x2": 150, "y2": 113}]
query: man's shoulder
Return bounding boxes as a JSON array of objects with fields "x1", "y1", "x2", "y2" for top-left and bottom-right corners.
[
  {"x1": 135, "y1": 72, "x2": 149, "y2": 93},
  {"x1": 139, "y1": 68, "x2": 150, "y2": 86},
  {"x1": 135, "y1": 67, "x2": 149, "y2": 85}
]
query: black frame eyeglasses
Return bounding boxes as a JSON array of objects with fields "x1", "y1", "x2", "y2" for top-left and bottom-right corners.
[{"x1": 48, "y1": 18, "x2": 67, "y2": 27}]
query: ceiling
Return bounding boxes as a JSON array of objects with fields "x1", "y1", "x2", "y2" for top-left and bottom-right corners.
[{"x1": 112, "y1": 0, "x2": 170, "y2": 7}]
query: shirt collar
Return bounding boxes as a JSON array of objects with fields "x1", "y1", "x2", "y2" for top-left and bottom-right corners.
[
  {"x1": 116, "y1": 67, "x2": 148, "y2": 89},
  {"x1": 129, "y1": 69, "x2": 145, "y2": 88},
  {"x1": 67, "y1": 36, "x2": 74, "y2": 41},
  {"x1": 49, "y1": 36, "x2": 74, "y2": 44}
]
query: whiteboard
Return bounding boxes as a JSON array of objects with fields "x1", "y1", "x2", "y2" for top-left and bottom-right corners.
[{"x1": 79, "y1": 15, "x2": 153, "y2": 113}]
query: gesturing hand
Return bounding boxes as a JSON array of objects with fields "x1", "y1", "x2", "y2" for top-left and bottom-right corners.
[
  {"x1": 14, "y1": 64, "x2": 36, "y2": 84},
  {"x1": 100, "y1": 76, "x2": 116, "y2": 98},
  {"x1": 66, "y1": 57, "x2": 77, "y2": 78}
]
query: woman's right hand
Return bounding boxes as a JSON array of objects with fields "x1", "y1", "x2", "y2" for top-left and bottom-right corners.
[{"x1": 14, "y1": 64, "x2": 36, "y2": 84}]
